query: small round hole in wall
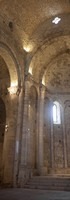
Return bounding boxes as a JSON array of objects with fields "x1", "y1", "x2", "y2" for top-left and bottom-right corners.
[{"x1": 9, "y1": 21, "x2": 13, "y2": 31}]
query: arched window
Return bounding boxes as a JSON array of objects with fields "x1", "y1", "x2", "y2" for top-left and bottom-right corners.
[{"x1": 53, "y1": 101, "x2": 61, "y2": 124}]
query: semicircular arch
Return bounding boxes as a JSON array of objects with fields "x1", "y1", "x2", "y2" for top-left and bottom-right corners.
[
  {"x1": 0, "y1": 42, "x2": 21, "y2": 88},
  {"x1": 29, "y1": 35, "x2": 70, "y2": 84}
]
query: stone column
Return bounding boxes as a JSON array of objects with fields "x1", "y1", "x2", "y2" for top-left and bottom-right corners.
[
  {"x1": 13, "y1": 87, "x2": 24, "y2": 187},
  {"x1": 50, "y1": 102, "x2": 54, "y2": 168},
  {"x1": 62, "y1": 106, "x2": 67, "y2": 168},
  {"x1": 38, "y1": 85, "x2": 45, "y2": 175},
  {"x1": 18, "y1": 80, "x2": 30, "y2": 186},
  {"x1": 2, "y1": 92, "x2": 18, "y2": 186}
]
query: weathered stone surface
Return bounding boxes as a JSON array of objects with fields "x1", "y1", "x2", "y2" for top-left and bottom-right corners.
[{"x1": 0, "y1": 0, "x2": 70, "y2": 189}]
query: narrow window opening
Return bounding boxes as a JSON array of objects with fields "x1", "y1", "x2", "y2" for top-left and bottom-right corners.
[
  {"x1": 53, "y1": 101, "x2": 61, "y2": 124},
  {"x1": 53, "y1": 104, "x2": 57, "y2": 123}
]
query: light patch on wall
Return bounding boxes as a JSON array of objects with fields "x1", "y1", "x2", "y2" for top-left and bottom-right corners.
[
  {"x1": 8, "y1": 81, "x2": 18, "y2": 94},
  {"x1": 52, "y1": 17, "x2": 61, "y2": 24},
  {"x1": 53, "y1": 104, "x2": 57, "y2": 122},
  {"x1": 5, "y1": 124, "x2": 8, "y2": 132},
  {"x1": 8, "y1": 86, "x2": 18, "y2": 94},
  {"x1": 11, "y1": 81, "x2": 18, "y2": 87},
  {"x1": 42, "y1": 77, "x2": 45, "y2": 86},
  {"x1": 28, "y1": 67, "x2": 32, "y2": 75},
  {"x1": 16, "y1": 141, "x2": 19, "y2": 153},
  {"x1": 23, "y1": 44, "x2": 33, "y2": 52},
  {"x1": 24, "y1": 46, "x2": 30, "y2": 52}
]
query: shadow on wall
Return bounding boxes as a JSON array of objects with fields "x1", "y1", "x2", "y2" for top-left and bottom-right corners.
[{"x1": 0, "y1": 97, "x2": 6, "y2": 184}]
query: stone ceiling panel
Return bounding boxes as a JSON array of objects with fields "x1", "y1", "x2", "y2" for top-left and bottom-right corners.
[{"x1": 0, "y1": 0, "x2": 70, "y2": 47}]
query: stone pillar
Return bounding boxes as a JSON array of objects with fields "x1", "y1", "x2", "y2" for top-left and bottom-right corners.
[
  {"x1": 18, "y1": 80, "x2": 30, "y2": 186},
  {"x1": 13, "y1": 87, "x2": 24, "y2": 187},
  {"x1": 38, "y1": 85, "x2": 45, "y2": 175},
  {"x1": 50, "y1": 103, "x2": 54, "y2": 168},
  {"x1": 62, "y1": 106, "x2": 67, "y2": 168},
  {"x1": 2, "y1": 93, "x2": 18, "y2": 186}
]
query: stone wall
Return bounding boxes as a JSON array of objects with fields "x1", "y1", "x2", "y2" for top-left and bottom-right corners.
[
  {"x1": 42, "y1": 92, "x2": 70, "y2": 175},
  {"x1": 43, "y1": 98, "x2": 51, "y2": 173},
  {"x1": 0, "y1": 98, "x2": 6, "y2": 182}
]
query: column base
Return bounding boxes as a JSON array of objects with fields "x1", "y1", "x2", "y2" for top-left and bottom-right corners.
[{"x1": 18, "y1": 165, "x2": 34, "y2": 187}]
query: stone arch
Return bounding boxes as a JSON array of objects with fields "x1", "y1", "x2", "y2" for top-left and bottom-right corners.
[
  {"x1": 0, "y1": 43, "x2": 22, "y2": 185},
  {"x1": 42, "y1": 51, "x2": 70, "y2": 92},
  {"x1": 28, "y1": 13, "x2": 70, "y2": 53},
  {"x1": 0, "y1": 42, "x2": 21, "y2": 87},
  {"x1": 0, "y1": 54, "x2": 10, "y2": 94},
  {"x1": 28, "y1": 35, "x2": 70, "y2": 84}
]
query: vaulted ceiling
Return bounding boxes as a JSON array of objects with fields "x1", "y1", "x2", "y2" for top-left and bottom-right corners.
[{"x1": 0, "y1": 0, "x2": 70, "y2": 91}]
